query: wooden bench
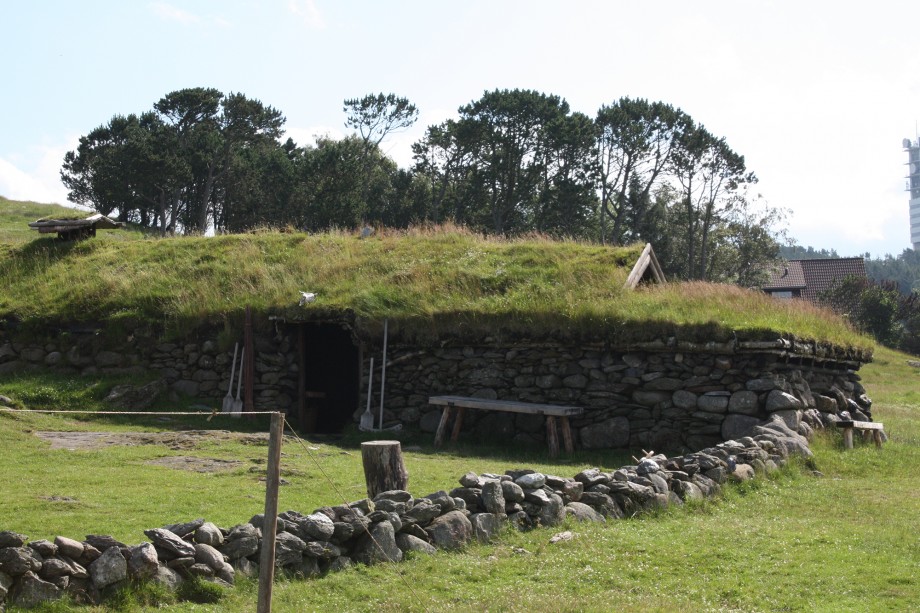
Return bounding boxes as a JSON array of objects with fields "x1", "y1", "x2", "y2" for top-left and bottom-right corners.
[
  {"x1": 428, "y1": 395, "x2": 584, "y2": 457},
  {"x1": 835, "y1": 420, "x2": 885, "y2": 449}
]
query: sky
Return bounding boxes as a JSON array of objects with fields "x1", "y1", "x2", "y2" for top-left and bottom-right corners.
[{"x1": 3, "y1": 0, "x2": 919, "y2": 257}]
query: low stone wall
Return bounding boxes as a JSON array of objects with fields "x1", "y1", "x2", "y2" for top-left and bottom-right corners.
[
  {"x1": 0, "y1": 331, "x2": 872, "y2": 451},
  {"x1": 0, "y1": 333, "x2": 299, "y2": 413},
  {"x1": 0, "y1": 417, "x2": 814, "y2": 609},
  {"x1": 378, "y1": 340, "x2": 872, "y2": 451}
]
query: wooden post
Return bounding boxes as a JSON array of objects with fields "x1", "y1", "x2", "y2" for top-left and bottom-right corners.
[
  {"x1": 559, "y1": 416, "x2": 574, "y2": 454},
  {"x1": 361, "y1": 440, "x2": 409, "y2": 499},
  {"x1": 546, "y1": 415, "x2": 559, "y2": 458},
  {"x1": 450, "y1": 406, "x2": 466, "y2": 442},
  {"x1": 842, "y1": 426, "x2": 854, "y2": 450},
  {"x1": 257, "y1": 412, "x2": 284, "y2": 613},
  {"x1": 433, "y1": 406, "x2": 453, "y2": 448}
]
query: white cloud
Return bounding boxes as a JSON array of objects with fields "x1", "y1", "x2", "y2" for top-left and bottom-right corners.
[
  {"x1": 149, "y1": 2, "x2": 200, "y2": 25},
  {"x1": 288, "y1": 0, "x2": 325, "y2": 29},
  {"x1": 284, "y1": 125, "x2": 344, "y2": 148},
  {"x1": 0, "y1": 142, "x2": 75, "y2": 206}
]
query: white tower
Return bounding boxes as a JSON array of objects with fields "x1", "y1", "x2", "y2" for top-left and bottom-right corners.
[{"x1": 905, "y1": 137, "x2": 920, "y2": 250}]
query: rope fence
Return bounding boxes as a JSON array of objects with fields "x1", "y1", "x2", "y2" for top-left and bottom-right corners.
[{"x1": 1, "y1": 407, "x2": 427, "y2": 611}]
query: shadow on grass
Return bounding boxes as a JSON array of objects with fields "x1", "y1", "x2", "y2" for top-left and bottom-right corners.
[{"x1": 312, "y1": 424, "x2": 638, "y2": 469}]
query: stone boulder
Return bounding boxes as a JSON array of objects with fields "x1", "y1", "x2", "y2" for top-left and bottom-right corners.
[
  {"x1": 728, "y1": 390, "x2": 760, "y2": 415},
  {"x1": 424, "y1": 510, "x2": 472, "y2": 550},
  {"x1": 0, "y1": 532, "x2": 28, "y2": 548},
  {"x1": 292, "y1": 512, "x2": 335, "y2": 542},
  {"x1": 353, "y1": 521, "x2": 402, "y2": 565},
  {"x1": 127, "y1": 543, "x2": 159, "y2": 579},
  {"x1": 153, "y1": 565, "x2": 182, "y2": 590},
  {"x1": 194, "y1": 522, "x2": 224, "y2": 547},
  {"x1": 89, "y1": 546, "x2": 127, "y2": 589},
  {"x1": 0, "y1": 570, "x2": 13, "y2": 600},
  {"x1": 0, "y1": 547, "x2": 42, "y2": 576},
  {"x1": 274, "y1": 532, "x2": 307, "y2": 568},
  {"x1": 193, "y1": 543, "x2": 226, "y2": 572},
  {"x1": 579, "y1": 417, "x2": 629, "y2": 449},
  {"x1": 766, "y1": 390, "x2": 802, "y2": 412},
  {"x1": 395, "y1": 534, "x2": 437, "y2": 556},
  {"x1": 54, "y1": 536, "x2": 86, "y2": 560},
  {"x1": 143, "y1": 528, "x2": 196, "y2": 559},
  {"x1": 219, "y1": 524, "x2": 261, "y2": 560},
  {"x1": 480, "y1": 480, "x2": 506, "y2": 515},
  {"x1": 11, "y1": 571, "x2": 62, "y2": 608},
  {"x1": 302, "y1": 541, "x2": 343, "y2": 560},
  {"x1": 470, "y1": 513, "x2": 503, "y2": 543},
  {"x1": 564, "y1": 502, "x2": 605, "y2": 523},
  {"x1": 104, "y1": 379, "x2": 168, "y2": 409},
  {"x1": 404, "y1": 499, "x2": 442, "y2": 526},
  {"x1": 721, "y1": 414, "x2": 762, "y2": 441}
]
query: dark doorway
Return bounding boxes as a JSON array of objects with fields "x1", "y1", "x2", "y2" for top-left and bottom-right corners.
[{"x1": 297, "y1": 323, "x2": 360, "y2": 434}]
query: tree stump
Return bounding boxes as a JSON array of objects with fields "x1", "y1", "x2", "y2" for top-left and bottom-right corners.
[{"x1": 361, "y1": 440, "x2": 409, "y2": 499}]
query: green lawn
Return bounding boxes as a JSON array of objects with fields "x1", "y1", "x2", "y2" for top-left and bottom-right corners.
[{"x1": 1, "y1": 345, "x2": 918, "y2": 611}]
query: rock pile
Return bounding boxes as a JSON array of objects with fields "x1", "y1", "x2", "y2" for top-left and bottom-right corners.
[{"x1": 0, "y1": 416, "x2": 812, "y2": 609}]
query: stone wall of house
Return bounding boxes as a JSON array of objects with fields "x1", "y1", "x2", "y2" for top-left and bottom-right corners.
[
  {"x1": 0, "y1": 329, "x2": 871, "y2": 451},
  {"x1": 374, "y1": 341, "x2": 872, "y2": 451},
  {"x1": 0, "y1": 330, "x2": 299, "y2": 413}
]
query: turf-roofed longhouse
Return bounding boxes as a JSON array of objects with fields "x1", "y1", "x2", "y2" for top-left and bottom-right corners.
[{"x1": 0, "y1": 229, "x2": 874, "y2": 452}]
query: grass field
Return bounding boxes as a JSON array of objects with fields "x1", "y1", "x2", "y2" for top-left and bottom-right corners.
[
  {"x1": 1, "y1": 196, "x2": 910, "y2": 611},
  {"x1": 1, "y1": 344, "x2": 917, "y2": 612}
]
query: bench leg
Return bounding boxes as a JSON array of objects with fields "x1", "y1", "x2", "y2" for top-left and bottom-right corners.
[
  {"x1": 842, "y1": 427, "x2": 854, "y2": 450},
  {"x1": 434, "y1": 406, "x2": 453, "y2": 448},
  {"x1": 450, "y1": 406, "x2": 466, "y2": 442},
  {"x1": 546, "y1": 416, "x2": 559, "y2": 458},
  {"x1": 559, "y1": 416, "x2": 574, "y2": 454},
  {"x1": 873, "y1": 430, "x2": 883, "y2": 448}
]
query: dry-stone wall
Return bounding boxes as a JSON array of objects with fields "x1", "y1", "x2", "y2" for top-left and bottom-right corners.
[
  {"x1": 0, "y1": 332, "x2": 298, "y2": 413},
  {"x1": 0, "y1": 331, "x2": 872, "y2": 450},
  {"x1": 377, "y1": 341, "x2": 872, "y2": 451},
  {"x1": 0, "y1": 416, "x2": 814, "y2": 609}
]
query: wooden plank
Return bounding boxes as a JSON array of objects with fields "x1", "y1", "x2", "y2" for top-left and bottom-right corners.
[
  {"x1": 428, "y1": 395, "x2": 583, "y2": 417},
  {"x1": 834, "y1": 420, "x2": 884, "y2": 431},
  {"x1": 624, "y1": 245, "x2": 652, "y2": 289},
  {"x1": 647, "y1": 244, "x2": 667, "y2": 283}
]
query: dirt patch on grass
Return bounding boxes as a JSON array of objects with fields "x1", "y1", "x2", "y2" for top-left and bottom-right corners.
[
  {"x1": 145, "y1": 456, "x2": 244, "y2": 473},
  {"x1": 34, "y1": 430, "x2": 269, "y2": 451}
]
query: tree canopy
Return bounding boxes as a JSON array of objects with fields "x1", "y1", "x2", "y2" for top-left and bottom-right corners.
[{"x1": 61, "y1": 86, "x2": 785, "y2": 284}]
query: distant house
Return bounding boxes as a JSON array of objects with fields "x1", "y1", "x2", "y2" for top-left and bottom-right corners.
[{"x1": 762, "y1": 257, "x2": 867, "y2": 310}]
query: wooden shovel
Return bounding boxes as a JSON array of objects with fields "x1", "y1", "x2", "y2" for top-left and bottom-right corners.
[
  {"x1": 222, "y1": 343, "x2": 239, "y2": 414},
  {"x1": 232, "y1": 347, "x2": 244, "y2": 417}
]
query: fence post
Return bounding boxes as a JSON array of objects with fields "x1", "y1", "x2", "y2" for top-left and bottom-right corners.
[{"x1": 257, "y1": 412, "x2": 284, "y2": 613}]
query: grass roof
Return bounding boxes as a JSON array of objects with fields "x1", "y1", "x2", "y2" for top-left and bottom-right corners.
[{"x1": 0, "y1": 198, "x2": 872, "y2": 353}]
